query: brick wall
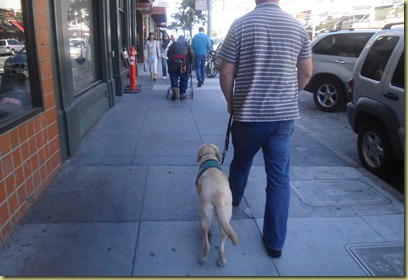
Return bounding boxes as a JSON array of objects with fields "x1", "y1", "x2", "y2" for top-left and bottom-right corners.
[{"x1": 0, "y1": 1, "x2": 61, "y2": 244}]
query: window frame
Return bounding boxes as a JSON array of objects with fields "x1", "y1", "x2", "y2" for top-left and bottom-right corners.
[
  {"x1": 360, "y1": 36, "x2": 400, "y2": 82},
  {"x1": 0, "y1": 1, "x2": 43, "y2": 134},
  {"x1": 391, "y1": 52, "x2": 404, "y2": 89},
  {"x1": 53, "y1": 0, "x2": 102, "y2": 99}
]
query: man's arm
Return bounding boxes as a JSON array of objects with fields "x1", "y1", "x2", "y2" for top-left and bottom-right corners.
[
  {"x1": 296, "y1": 57, "x2": 313, "y2": 91},
  {"x1": 191, "y1": 36, "x2": 196, "y2": 50},
  {"x1": 219, "y1": 60, "x2": 235, "y2": 114}
]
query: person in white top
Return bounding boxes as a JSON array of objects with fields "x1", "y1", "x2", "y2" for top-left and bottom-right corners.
[
  {"x1": 159, "y1": 32, "x2": 172, "y2": 79},
  {"x1": 145, "y1": 32, "x2": 161, "y2": 81}
]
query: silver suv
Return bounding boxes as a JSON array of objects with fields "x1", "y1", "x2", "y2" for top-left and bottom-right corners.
[
  {"x1": 305, "y1": 29, "x2": 377, "y2": 111},
  {"x1": 0, "y1": 39, "x2": 24, "y2": 56},
  {"x1": 347, "y1": 23, "x2": 404, "y2": 176}
]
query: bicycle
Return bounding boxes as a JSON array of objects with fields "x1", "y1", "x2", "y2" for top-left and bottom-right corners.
[{"x1": 206, "y1": 49, "x2": 219, "y2": 78}]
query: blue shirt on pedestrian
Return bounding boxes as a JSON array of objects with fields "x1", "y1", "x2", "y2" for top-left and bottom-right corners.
[{"x1": 192, "y1": 32, "x2": 211, "y2": 56}]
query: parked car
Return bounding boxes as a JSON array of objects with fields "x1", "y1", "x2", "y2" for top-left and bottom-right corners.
[
  {"x1": 69, "y1": 38, "x2": 88, "y2": 59},
  {"x1": 0, "y1": 39, "x2": 24, "y2": 56},
  {"x1": 347, "y1": 23, "x2": 404, "y2": 176},
  {"x1": 4, "y1": 47, "x2": 28, "y2": 78},
  {"x1": 305, "y1": 29, "x2": 377, "y2": 111}
]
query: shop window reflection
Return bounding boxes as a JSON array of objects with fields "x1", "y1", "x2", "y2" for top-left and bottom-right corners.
[
  {"x1": 0, "y1": 1, "x2": 32, "y2": 129},
  {"x1": 67, "y1": 0, "x2": 97, "y2": 92}
]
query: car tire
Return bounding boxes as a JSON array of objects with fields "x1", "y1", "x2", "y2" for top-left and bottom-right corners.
[
  {"x1": 312, "y1": 78, "x2": 344, "y2": 112},
  {"x1": 357, "y1": 121, "x2": 400, "y2": 177}
]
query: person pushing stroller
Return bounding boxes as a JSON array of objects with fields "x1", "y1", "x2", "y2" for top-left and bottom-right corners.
[{"x1": 167, "y1": 35, "x2": 194, "y2": 100}]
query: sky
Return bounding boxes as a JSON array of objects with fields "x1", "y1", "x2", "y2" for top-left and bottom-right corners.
[{"x1": 0, "y1": 0, "x2": 21, "y2": 10}]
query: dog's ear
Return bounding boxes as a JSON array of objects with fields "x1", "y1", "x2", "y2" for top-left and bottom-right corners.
[
  {"x1": 196, "y1": 148, "x2": 201, "y2": 163},
  {"x1": 196, "y1": 145, "x2": 204, "y2": 163},
  {"x1": 212, "y1": 144, "x2": 221, "y2": 163}
]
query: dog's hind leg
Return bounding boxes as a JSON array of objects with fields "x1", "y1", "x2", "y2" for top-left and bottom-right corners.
[
  {"x1": 199, "y1": 219, "x2": 211, "y2": 264},
  {"x1": 217, "y1": 226, "x2": 228, "y2": 267}
]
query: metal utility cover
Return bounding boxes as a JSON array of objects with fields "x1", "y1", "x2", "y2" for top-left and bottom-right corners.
[
  {"x1": 292, "y1": 180, "x2": 389, "y2": 206},
  {"x1": 347, "y1": 243, "x2": 404, "y2": 276}
]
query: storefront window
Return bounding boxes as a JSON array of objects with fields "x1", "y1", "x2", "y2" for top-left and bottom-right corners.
[
  {"x1": 66, "y1": 0, "x2": 98, "y2": 93},
  {"x1": 0, "y1": 0, "x2": 37, "y2": 131}
]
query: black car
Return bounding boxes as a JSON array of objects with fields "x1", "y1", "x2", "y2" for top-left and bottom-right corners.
[{"x1": 4, "y1": 47, "x2": 28, "y2": 78}]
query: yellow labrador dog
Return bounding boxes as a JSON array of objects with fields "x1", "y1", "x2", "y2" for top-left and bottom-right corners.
[{"x1": 196, "y1": 143, "x2": 238, "y2": 267}]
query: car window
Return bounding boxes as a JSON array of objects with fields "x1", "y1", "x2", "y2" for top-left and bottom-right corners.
[
  {"x1": 8, "y1": 39, "x2": 20, "y2": 45},
  {"x1": 0, "y1": 41, "x2": 5, "y2": 46},
  {"x1": 360, "y1": 36, "x2": 399, "y2": 81},
  {"x1": 391, "y1": 52, "x2": 404, "y2": 89},
  {"x1": 348, "y1": 33, "x2": 374, "y2": 57},
  {"x1": 313, "y1": 34, "x2": 350, "y2": 56}
]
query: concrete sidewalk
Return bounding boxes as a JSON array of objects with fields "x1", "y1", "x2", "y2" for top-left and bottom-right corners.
[{"x1": 0, "y1": 64, "x2": 404, "y2": 276}]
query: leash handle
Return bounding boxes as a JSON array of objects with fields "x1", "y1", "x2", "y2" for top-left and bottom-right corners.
[{"x1": 221, "y1": 113, "x2": 233, "y2": 165}]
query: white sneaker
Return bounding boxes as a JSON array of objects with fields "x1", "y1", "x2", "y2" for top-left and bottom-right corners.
[{"x1": 163, "y1": 76, "x2": 167, "y2": 79}]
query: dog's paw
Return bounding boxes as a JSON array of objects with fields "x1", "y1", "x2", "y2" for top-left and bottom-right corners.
[
  {"x1": 217, "y1": 257, "x2": 227, "y2": 267},
  {"x1": 199, "y1": 257, "x2": 207, "y2": 264}
]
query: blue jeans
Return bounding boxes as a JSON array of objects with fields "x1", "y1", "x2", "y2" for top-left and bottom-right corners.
[
  {"x1": 229, "y1": 120, "x2": 294, "y2": 251},
  {"x1": 161, "y1": 57, "x2": 168, "y2": 77},
  {"x1": 194, "y1": 54, "x2": 206, "y2": 83},
  {"x1": 169, "y1": 63, "x2": 189, "y2": 94}
]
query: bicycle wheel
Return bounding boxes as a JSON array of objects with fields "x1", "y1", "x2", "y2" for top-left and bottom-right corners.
[{"x1": 206, "y1": 58, "x2": 217, "y2": 78}]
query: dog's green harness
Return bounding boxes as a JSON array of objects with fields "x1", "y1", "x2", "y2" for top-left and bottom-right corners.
[{"x1": 196, "y1": 159, "x2": 223, "y2": 185}]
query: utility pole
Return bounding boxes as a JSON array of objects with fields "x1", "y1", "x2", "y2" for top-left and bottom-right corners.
[{"x1": 207, "y1": 0, "x2": 212, "y2": 37}]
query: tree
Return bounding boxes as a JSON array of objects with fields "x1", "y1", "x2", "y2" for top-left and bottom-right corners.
[{"x1": 168, "y1": 0, "x2": 207, "y2": 38}]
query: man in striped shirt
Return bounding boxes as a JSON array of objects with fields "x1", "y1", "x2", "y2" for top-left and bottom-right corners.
[{"x1": 219, "y1": 0, "x2": 312, "y2": 258}]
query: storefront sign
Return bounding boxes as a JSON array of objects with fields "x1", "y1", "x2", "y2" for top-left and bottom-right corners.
[
  {"x1": 152, "y1": 7, "x2": 166, "y2": 15},
  {"x1": 195, "y1": 0, "x2": 207, "y2": 10},
  {"x1": 136, "y1": 3, "x2": 152, "y2": 13},
  {"x1": 153, "y1": 0, "x2": 169, "y2": 8}
]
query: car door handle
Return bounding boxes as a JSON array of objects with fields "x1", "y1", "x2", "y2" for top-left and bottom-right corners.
[
  {"x1": 383, "y1": 92, "x2": 399, "y2": 101},
  {"x1": 334, "y1": 60, "x2": 345, "y2": 64}
]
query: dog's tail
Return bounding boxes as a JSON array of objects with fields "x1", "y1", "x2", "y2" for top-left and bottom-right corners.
[{"x1": 217, "y1": 209, "x2": 238, "y2": 245}]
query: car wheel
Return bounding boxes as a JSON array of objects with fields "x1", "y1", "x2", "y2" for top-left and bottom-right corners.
[
  {"x1": 357, "y1": 121, "x2": 399, "y2": 177},
  {"x1": 312, "y1": 78, "x2": 344, "y2": 112}
]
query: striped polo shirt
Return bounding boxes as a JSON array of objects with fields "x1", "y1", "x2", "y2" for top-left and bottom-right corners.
[{"x1": 219, "y1": 2, "x2": 311, "y2": 122}]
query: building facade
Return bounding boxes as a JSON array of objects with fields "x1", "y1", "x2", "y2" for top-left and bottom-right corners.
[{"x1": 0, "y1": 0, "x2": 165, "y2": 245}]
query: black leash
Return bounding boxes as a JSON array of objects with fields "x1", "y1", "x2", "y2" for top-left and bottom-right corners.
[{"x1": 221, "y1": 113, "x2": 233, "y2": 165}]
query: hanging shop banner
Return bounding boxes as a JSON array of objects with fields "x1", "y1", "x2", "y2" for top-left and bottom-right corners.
[
  {"x1": 136, "y1": 3, "x2": 153, "y2": 13},
  {"x1": 154, "y1": 0, "x2": 169, "y2": 8}
]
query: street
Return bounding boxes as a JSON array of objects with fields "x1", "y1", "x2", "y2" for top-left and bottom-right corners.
[{"x1": 297, "y1": 89, "x2": 404, "y2": 195}]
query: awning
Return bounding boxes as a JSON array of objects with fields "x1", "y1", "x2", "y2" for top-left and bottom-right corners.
[
  {"x1": 136, "y1": 0, "x2": 154, "y2": 13},
  {"x1": 151, "y1": 6, "x2": 167, "y2": 25},
  {"x1": 9, "y1": 20, "x2": 24, "y2": 32}
]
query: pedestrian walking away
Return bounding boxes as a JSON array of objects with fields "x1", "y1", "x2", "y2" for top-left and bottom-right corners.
[
  {"x1": 192, "y1": 27, "x2": 211, "y2": 87},
  {"x1": 218, "y1": 0, "x2": 313, "y2": 259},
  {"x1": 167, "y1": 35, "x2": 194, "y2": 100},
  {"x1": 145, "y1": 32, "x2": 161, "y2": 81},
  {"x1": 159, "y1": 32, "x2": 172, "y2": 79}
]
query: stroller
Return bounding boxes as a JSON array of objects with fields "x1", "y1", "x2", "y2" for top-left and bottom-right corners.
[{"x1": 166, "y1": 62, "x2": 194, "y2": 99}]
